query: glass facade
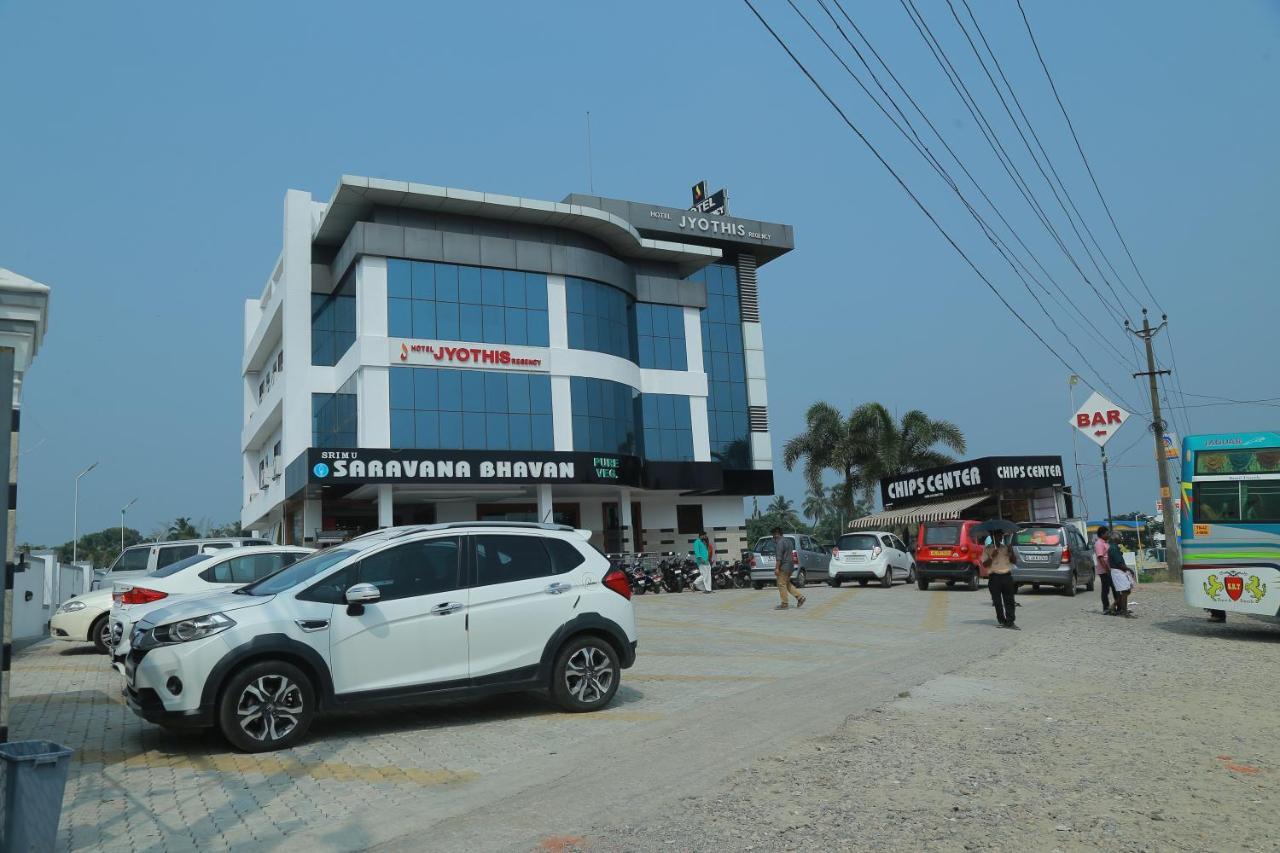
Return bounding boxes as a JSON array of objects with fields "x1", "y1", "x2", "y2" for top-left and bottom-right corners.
[
  {"x1": 390, "y1": 366, "x2": 553, "y2": 451},
  {"x1": 566, "y1": 277, "x2": 634, "y2": 360},
  {"x1": 635, "y1": 303, "x2": 688, "y2": 371},
  {"x1": 311, "y1": 272, "x2": 356, "y2": 366},
  {"x1": 641, "y1": 394, "x2": 694, "y2": 461},
  {"x1": 692, "y1": 263, "x2": 750, "y2": 467},
  {"x1": 312, "y1": 392, "x2": 357, "y2": 448},
  {"x1": 388, "y1": 259, "x2": 550, "y2": 347},
  {"x1": 570, "y1": 376, "x2": 639, "y2": 455}
]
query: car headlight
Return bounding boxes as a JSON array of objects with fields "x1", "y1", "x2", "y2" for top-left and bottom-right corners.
[
  {"x1": 57, "y1": 600, "x2": 87, "y2": 613},
  {"x1": 139, "y1": 613, "x2": 236, "y2": 648}
]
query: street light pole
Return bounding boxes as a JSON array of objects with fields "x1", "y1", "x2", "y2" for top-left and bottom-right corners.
[
  {"x1": 121, "y1": 497, "x2": 139, "y2": 555},
  {"x1": 1068, "y1": 375, "x2": 1088, "y2": 518},
  {"x1": 72, "y1": 461, "x2": 99, "y2": 564}
]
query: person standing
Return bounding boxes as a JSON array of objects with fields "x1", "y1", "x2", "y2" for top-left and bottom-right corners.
[
  {"x1": 772, "y1": 527, "x2": 805, "y2": 610},
  {"x1": 1094, "y1": 526, "x2": 1116, "y2": 614},
  {"x1": 982, "y1": 529, "x2": 1018, "y2": 629},
  {"x1": 1109, "y1": 536, "x2": 1136, "y2": 618},
  {"x1": 693, "y1": 532, "x2": 712, "y2": 594}
]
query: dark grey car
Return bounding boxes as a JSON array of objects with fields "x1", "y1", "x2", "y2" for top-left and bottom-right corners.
[{"x1": 1010, "y1": 523, "x2": 1095, "y2": 596}]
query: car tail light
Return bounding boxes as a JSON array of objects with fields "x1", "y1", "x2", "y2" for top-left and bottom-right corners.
[
  {"x1": 1061, "y1": 547, "x2": 1071, "y2": 564},
  {"x1": 602, "y1": 568, "x2": 632, "y2": 600},
  {"x1": 118, "y1": 587, "x2": 168, "y2": 606}
]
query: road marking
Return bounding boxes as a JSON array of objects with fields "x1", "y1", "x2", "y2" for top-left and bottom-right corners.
[
  {"x1": 923, "y1": 592, "x2": 950, "y2": 632},
  {"x1": 75, "y1": 749, "x2": 479, "y2": 786},
  {"x1": 802, "y1": 588, "x2": 857, "y2": 618}
]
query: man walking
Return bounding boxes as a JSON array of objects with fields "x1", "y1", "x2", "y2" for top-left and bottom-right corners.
[
  {"x1": 982, "y1": 529, "x2": 1018, "y2": 629},
  {"x1": 693, "y1": 532, "x2": 712, "y2": 594},
  {"x1": 1094, "y1": 526, "x2": 1115, "y2": 614},
  {"x1": 772, "y1": 527, "x2": 805, "y2": 610}
]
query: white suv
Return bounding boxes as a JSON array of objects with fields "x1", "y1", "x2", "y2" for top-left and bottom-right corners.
[{"x1": 123, "y1": 523, "x2": 638, "y2": 752}]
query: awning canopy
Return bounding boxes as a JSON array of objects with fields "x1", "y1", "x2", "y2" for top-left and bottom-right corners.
[{"x1": 848, "y1": 494, "x2": 989, "y2": 529}]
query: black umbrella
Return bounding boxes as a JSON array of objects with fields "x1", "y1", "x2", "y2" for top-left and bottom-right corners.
[{"x1": 972, "y1": 519, "x2": 1018, "y2": 535}]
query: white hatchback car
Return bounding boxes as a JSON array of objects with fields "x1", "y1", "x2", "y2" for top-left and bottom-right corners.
[
  {"x1": 828, "y1": 531, "x2": 916, "y2": 588},
  {"x1": 123, "y1": 523, "x2": 638, "y2": 752},
  {"x1": 109, "y1": 546, "x2": 313, "y2": 663},
  {"x1": 51, "y1": 588, "x2": 117, "y2": 654}
]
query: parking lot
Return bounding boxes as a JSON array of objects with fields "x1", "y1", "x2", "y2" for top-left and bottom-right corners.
[{"x1": 14, "y1": 581, "x2": 1276, "y2": 851}]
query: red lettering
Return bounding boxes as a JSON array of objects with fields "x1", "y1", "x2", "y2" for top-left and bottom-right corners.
[
  {"x1": 470, "y1": 349, "x2": 482, "y2": 362},
  {"x1": 455, "y1": 348, "x2": 469, "y2": 362},
  {"x1": 1076, "y1": 414, "x2": 1091, "y2": 428},
  {"x1": 1106, "y1": 410, "x2": 1121, "y2": 424},
  {"x1": 1091, "y1": 412, "x2": 1106, "y2": 427},
  {"x1": 434, "y1": 347, "x2": 450, "y2": 361},
  {"x1": 499, "y1": 351, "x2": 512, "y2": 364},
  {"x1": 482, "y1": 350, "x2": 495, "y2": 363}
]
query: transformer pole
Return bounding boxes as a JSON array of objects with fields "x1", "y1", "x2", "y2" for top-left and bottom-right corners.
[{"x1": 1127, "y1": 310, "x2": 1182, "y2": 580}]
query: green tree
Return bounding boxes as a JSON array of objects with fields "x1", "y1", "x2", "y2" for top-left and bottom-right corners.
[
  {"x1": 165, "y1": 517, "x2": 200, "y2": 540},
  {"x1": 802, "y1": 486, "x2": 831, "y2": 525},
  {"x1": 55, "y1": 527, "x2": 145, "y2": 568},
  {"x1": 207, "y1": 520, "x2": 245, "y2": 537}
]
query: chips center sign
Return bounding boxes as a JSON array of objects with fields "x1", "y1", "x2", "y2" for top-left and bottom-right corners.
[{"x1": 1071, "y1": 391, "x2": 1130, "y2": 447}]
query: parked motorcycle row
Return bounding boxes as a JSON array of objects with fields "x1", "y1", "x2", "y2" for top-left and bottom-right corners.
[{"x1": 609, "y1": 553, "x2": 754, "y2": 594}]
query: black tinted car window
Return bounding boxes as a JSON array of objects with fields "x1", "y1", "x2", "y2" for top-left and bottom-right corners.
[
  {"x1": 202, "y1": 553, "x2": 291, "y2": 584},
  {"x1": 545, "y1": 538, "x2": 586, "y2": 574},
  {"x1": 155, "y1": 545, "x2": 199, "y2": 569},
  {"x1": 151, "y1": 553, "x2": 215, "y2": 578},
  {"x1": 113, "y1": 547, "x2": 152, "y2": 572},
  {"x1": 474, "y1": 535, "x2": 555, "y2": 586},
  {"x1": 357, "y1": 537, "x2": 461, "y2": 601}
]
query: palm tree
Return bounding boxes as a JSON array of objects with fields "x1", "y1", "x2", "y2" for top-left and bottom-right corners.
[
  {"x1": 166, "y1": 517, "x2": 200, "y2": 541},
  {"x1": 766, "y1": 495, "x2": 796, "y2": 517},
  {"x1": 802, "y1": 486, "x2": 831, "y2": 524},
  {"x1": 711, "y1": 437, "x2": 753, "y2": 470},
  {"x1": 783, "y1": 402, "x2": 966, "y2": 513}
]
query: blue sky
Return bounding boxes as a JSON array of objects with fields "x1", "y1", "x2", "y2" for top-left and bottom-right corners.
[{"x1": 3, "y1": 0, "x2": 1276, "y2": 544}]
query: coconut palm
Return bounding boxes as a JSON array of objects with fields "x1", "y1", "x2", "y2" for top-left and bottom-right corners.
[{"x1": 802, "y1": 486, "x2": 831, "y2": 524}]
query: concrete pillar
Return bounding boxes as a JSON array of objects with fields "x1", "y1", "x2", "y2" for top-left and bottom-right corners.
[
  {"x1": 303, "y1": 498, "x2": 323, "y2": 545},
  {"x1": 378, "y1": 485, "x2": 394, "y2": 528},
  {"x1": 536, "y1": 485, "x2": 554, "y2": 525},
  {"x1": 619, "y1": 488, "x2": 634, "y2": 553}
]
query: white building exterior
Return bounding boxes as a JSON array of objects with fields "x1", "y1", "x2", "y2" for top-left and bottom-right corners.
[{"x1": 241, "y1": 177, "x2": 794, "y2": 556}]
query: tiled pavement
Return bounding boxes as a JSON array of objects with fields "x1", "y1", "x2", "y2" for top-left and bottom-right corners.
[{"x1": 11, "y1": 581, "x2": 1067, "y2": 851}]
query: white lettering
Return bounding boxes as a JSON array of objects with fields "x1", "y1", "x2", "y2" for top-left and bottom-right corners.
[
  {"x1": 438, "y1": 461, "x2": 453, "y2": 478},
  {"x1": 559, "y1": 462, "x2": 574, "y2": 479},
  {"x1": 334, "y1": 461, "x2": 347, "y2": 477},
  {"x1": 386, "y1": 461, "x2": 401, "y2": 478},
  {"x1": 496, "y1": 461, "x2": 512, "y2": 478},
  {"x1": 349, "y1": 461, "x2": 365, "y2": 478},
  {"x1": 368, "y1": 461, "x2": 383, "y2": 478},
  {"x1": 514, "y1": 461, "x2": 529, "y2": 478},
  {"x1": 480, "y1": 461, "x2": 495, "y2": 478},
  {"x1": 456, "y1": 462, "x2": 471, "y2": 478}
]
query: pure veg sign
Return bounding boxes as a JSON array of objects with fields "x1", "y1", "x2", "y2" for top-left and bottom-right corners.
[{"x1": 1071, "y1": 391, "x2": 1130, "y2": 447}]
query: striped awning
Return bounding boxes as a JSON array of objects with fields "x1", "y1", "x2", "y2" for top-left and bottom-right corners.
[{"x1": 848, "y1": 494, "x2": 989, "y2": 529}]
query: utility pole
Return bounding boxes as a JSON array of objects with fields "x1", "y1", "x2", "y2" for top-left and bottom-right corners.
[
  {"x1": 1127, "y1": 310, "x2": 1182, "y2": 580},
  {"x1": 1101, "y1": 447, "x2": 1115, "y2": 532}
]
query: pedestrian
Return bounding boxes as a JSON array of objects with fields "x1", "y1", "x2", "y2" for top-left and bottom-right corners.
[
  {"x1": 693, "y1": 532, "x2": 712, "y2": 594},
  {"x1": 1094, "y1": 526, "x2": 1116, "y2": 614},
  {"x1": 982, "y1": 529, "x2": 1018, "y2": 629},
  {"x1": 772, "y1": 527, "x2": 805, "y2": 610},
  {"x1": 1109, "y1": 536, "x2": 1136, "y2": 618}
]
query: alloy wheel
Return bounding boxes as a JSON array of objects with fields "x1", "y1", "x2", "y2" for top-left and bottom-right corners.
[
  {"x1": 236, "y1": 675, "x2": 305, "y2": 743},
  {"x1": 564, "y1": 645, "x2": 615, "y2": 705}
]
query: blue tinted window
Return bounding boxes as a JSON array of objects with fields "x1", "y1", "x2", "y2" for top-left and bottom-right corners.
[
  {"x1": 313, "y1": 392, "x2": 357, "y2": 447},
  {"x1": 566, "y1": 277, "x2": 635, "y2": 361},
  {"x1": 386, "y1": 259, "x2": 548, "y2": 347},
  {"x1": 570, "y1": 376, "x2": 638, "y2": 455},
  {"x1": 640, "y1": 393, "x2": 694, "y2": 461},
  {"x1": 694, "y1": 263, "x2": 749, "y2": 467},
  {"x1": 389, "y1": 367, "x2": 553, "y2": 451},
  {"x1": 310, "y1": 271, "x2": 356, "y2": 366}
]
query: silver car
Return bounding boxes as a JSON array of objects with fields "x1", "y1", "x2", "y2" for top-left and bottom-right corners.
[
  {"x1": 1010, "y1": 523, "x2": 1095, "y2": 596},
  {"x1": 749, "y1": 534, "x2": 831, "y2": 589}
]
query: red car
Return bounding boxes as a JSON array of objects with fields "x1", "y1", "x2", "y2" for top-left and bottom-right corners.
[{"x1": 915, "y1": 519, "x2": 988, "y2": 590}]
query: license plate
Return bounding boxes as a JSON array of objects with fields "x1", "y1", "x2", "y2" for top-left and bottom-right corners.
[
  {"x1": 1022, "y1": 554, "x2": 1051, "y2": 563},
  {"x1": 930, "y1": 549, "x2": 950, "y2": 557}
]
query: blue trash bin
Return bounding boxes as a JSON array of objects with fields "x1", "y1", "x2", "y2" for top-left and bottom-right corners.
[{"x1": 0, "y1": 740, "x2": 74, "y2": 852}]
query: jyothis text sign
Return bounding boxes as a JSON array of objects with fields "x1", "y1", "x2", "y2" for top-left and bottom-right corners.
[
  {"x1": 390, "y1": 339, "x2": 548, "y2": 371},
  {"x1": 1071, "y1": 391, "x2": 1130, "y2": 448}
]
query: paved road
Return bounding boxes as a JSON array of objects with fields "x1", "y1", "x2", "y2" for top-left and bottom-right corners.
[{"x1": 13, "y1": 579, "x2": 1107, "y2": 851}]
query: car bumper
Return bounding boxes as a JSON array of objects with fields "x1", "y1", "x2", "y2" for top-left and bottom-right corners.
[
  {"x1": 1012, "y1": 566, "x2": 1074, "y2": 585},
  {"x1": 917, "y1": 562, "x2": 978, "y2": 580},
  {"x1": 749, "y1": 568, "x2": 802, "y2": 582},
  {"x1": 125, "y1": 640, "x2": 217, "y2": 720},
  {"x1": 50, "y1": 610, "x2": 96, "y2": 642},
  {"x1": 828, "y1": 561, "x2": 888, "y2": 580}
]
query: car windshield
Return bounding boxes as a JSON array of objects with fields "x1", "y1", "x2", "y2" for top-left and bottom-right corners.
[
  {"x1": 923, "y1": 525, "x2": 962, "y2": 545},
  {"x1": 754, "y1": 538, "x2": 776, "y2": 555},
  {"x1": 837, "y1": 534, "x2": 879, "y2": 551},
  {"x1": 236, "y1": 548, "x2": 357, "y2": 596},
  {"x1": 1014, "y1": 527, "x2": 1063, "y2": 546},
  {"x1": 149, "y1": 553, "x2": 216, "y2": 578}
]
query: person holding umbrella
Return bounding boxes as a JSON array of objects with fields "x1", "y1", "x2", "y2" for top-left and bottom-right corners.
[{"x1": 976, "y1": 519, "x2": 1019, "y2": 629}]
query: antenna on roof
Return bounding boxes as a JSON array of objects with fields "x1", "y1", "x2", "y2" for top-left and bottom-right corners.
[{"x1": 586, "y1": 111, "x2": 595, "y2": 194}]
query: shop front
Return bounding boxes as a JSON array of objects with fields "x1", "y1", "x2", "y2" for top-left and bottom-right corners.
[{"x1": 849, "y1": 455, "x2": 1073, "y2": 531}]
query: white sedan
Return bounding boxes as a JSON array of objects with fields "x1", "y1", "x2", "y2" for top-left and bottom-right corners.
[
  {"x1": 109, "y1": 546, "x2": 312, "y2": 663},
  {"x1": 51, "y1": 588, "x2": 117, "y2": 654}
]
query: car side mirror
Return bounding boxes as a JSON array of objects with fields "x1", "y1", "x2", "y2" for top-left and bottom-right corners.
[{"x1": 345, "y1": 582, "x2": 380, "y2": 616}]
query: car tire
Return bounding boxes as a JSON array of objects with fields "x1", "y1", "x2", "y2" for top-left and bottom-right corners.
[
  {"x1": 1085, "y1": 574, "x2": 1096, "y2": 592},
  {"x1": 828, "y1": 578, "x2": 841, "y2": 588},
  {"x1": 794, "y1": 570, "x2": 807, "y2": 588},
  {"x1": 881, "y1": 569, "x2": 893, "y2": 588},
  {"x1": 91, "y1": 615, "x2": 112, "y2": 655},
  {"x1": 907, "y1": 564, "x2": 916, "y2": 584},
  {"x1": 1061, "y1": 572, "x2": 1078, "y2": 597},
  {"x1": 753, "y1": 581, "x2": 765, "y2": 590},
  {"x1": 967, "y1": 569, "x2": 980, "y2": 591},
  {"x1": 551, "y1": 635, "x2": 621, "y2": 713},
  {"x1": 917, "y1": 577, "x2": 929, "y2": 591},
  {"x1": 217, "y1": 660, "x2": 316, "y2": 753}
]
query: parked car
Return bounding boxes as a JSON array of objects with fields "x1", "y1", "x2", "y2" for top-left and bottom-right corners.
[
  {"x1": 749, "y1": 534, "x2": 831, "y2": 589},
  {"x1": 915, "y1": 519, "x2": 988, "y2": 591},
  {"x1": 91, "y1": 537, "x2": 272, "y2": 590},
  {"x1": 828, "y1": 531, "x2": 915, "y2": 587},
  {"x1": 109, "y1": 546, "x2": 313, "y2": 663},
  {"x1": 122, "y1": 522, "x2": 638, "y2": 752},
  {"x1": 50, "y1": 587, "x2": 117, "y2": 654},
  {"x1": 1011, "y1": 522, "x2": 1095, "y2": 596}
]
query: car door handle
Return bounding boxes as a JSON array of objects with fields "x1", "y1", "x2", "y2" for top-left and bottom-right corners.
[
  {"x1": 545, "y1": 582, "x2": 573, "y2": 595},
  {"x1": 430, "y1": 602, "x2": 464, "y2": 615}
]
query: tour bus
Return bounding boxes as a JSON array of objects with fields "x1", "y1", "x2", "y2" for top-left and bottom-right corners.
[{"x1": 1181, "y1": 432, "x2": 1280, "y2": 622}]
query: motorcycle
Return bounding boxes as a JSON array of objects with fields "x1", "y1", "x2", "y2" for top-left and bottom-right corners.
[
  {"x1": 660, "y1": 558, "x2": 685, "y2": 593},
  {"x1": 731, "y1": 557, "x2": 753, "y2": 588},
  {"x1": 712, "y1": 561, "x2": 733, "y2": 590}
]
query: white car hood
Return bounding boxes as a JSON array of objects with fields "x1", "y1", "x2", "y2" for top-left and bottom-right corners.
[
  {"x1": 136, "y1": 590, "x2": 272, "y2": 628},
  {"x1": 64, "y1": 588, "x2": 114, "y2": 609}
]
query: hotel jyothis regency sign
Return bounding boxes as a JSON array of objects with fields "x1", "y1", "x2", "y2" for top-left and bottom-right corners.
[{"x1": 1070, "y1": 391, "x2": 1130, "y2": 448}]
